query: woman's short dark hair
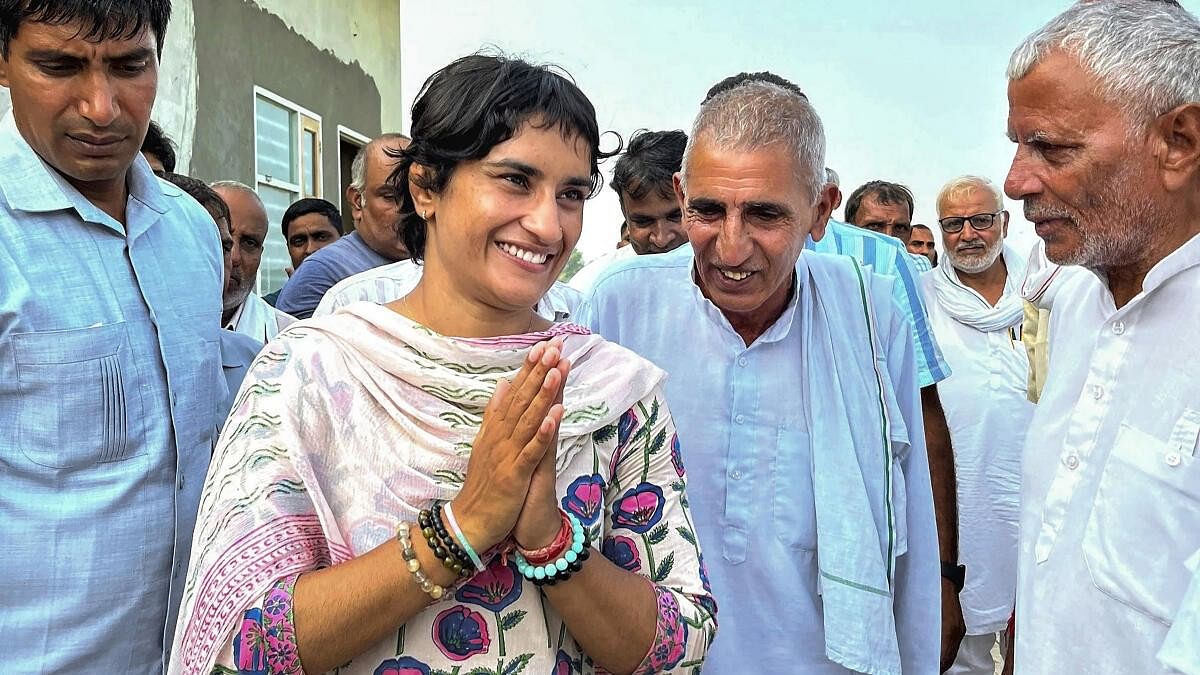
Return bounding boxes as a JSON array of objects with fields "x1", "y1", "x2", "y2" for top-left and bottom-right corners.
[
  {"x1": 0, "y1": 0, "x2": 172, "y2": 57},
  {"x1": 391, "y1": 52, "x2": 617, "y2": 263},
  {"x1": 281, "y1": 197, "x2": 344, "y2": 238}
]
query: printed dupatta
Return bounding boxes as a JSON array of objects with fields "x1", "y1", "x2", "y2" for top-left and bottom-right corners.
[{"x1": 170, "y1": 303, "x2": 666, "y2": 674}]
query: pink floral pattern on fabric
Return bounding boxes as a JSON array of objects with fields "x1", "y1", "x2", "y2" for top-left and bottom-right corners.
[
  {"x1": 632, "y1": 586, "x2": 688, "y2": 675},
  {"x1": 232, "y1": 573, "x2": 302, "y2": 675}
]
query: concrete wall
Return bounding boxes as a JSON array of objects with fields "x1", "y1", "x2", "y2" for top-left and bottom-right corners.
[
  {"x1": 190, "y1": 0, "x2": 383, "y2": 199},
  {"x1": 250, "y1": 0, "x2": 404, "y2": 133},
  {"x1": 155, "y1": 0, "x2": 199, "y2": 172}
]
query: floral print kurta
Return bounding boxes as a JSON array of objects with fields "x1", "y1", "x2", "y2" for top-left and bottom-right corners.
[{"x1": 170, "y1": 305, "x2": 716, "y2": 675}]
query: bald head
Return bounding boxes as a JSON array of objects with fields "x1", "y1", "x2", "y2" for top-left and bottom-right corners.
[
  {"x1": 212, "y1": 181, "x2": 268, "y2": 315},
  {"x1": 347, "y1": 134, "x2": 410, "y2": 261}
]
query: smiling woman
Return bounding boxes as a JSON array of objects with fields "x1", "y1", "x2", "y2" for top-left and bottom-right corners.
[{"x1": 171, "y1": 53, "x2": 716, "y2": 675}]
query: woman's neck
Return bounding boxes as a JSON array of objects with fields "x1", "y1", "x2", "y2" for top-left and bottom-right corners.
[{"x1": 389, "y1": 272, "x2": 550, "y2": 338}]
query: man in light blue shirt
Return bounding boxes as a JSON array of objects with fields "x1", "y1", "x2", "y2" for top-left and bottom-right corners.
[
  {"x1": 0, "y1": 3, "x2": 223, "y2": 672},
  {"x1": 276, "y1": 134, "x2": 410, "y2": 319},
  {"x1": 579, "y1": 74, "x2": 939, "y2": 674}
]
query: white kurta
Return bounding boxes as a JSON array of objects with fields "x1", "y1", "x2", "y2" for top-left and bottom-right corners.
[
  {"x1": 224, "y1": 292, "x2": 295, "y2": 344},
  {"x1": 920, "y1": 267, "x2": 1030, "y2": 635},
  {"x1": 1016, "y1": 233, "x2": 1200, "y2": 674}
]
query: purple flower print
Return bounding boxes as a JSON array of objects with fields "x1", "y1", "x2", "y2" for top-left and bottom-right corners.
[
  {"x1": 455, "y1": 559, "x2": 522, "y2": 613},
  {"x1": 611, "y1": 482, "x2": 665, "y2": 534},
  {"x1": 644, "y1": 589, "x2": 688, "y2": 671},
  {"x1": 601, "y1": 535, "x2": 642, "y2": 573},
  {"x1": 553, "y1": 649, "x2": 576, "y2": 675},
  {"x1": 432, "y1": 605, "x2": 490, "y2": 662},
  {"x1": 233, "y1": 607, "x2": 267, "y2": 675},
  {"x1": 374, "y1": 656, "x2": 431, "y2": 675},
  {"x1": 561, "y1": 474, "x2": 606, "y2": 526},
  {"x1": 670, "y1": 433, "x2": 685, "y2": 478},
  {"x1": 617, "y1": 408, "x2": 639, "y2": 450}
]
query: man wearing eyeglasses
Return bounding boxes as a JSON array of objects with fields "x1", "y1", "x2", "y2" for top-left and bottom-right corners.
[{"x1": 921, "y1": 175, "x2": 1031, "y2": 675}]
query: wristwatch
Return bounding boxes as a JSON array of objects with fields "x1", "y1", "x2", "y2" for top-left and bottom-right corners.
[{"x1": 941, "y1": 561, "x2": 966, "y2": 593}]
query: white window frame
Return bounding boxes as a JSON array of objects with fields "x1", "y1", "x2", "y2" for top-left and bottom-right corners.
[
  {"x1": 252, "y1": 86, "x2": 322, "y2": 198},
  {"x1": 251, "y1": 86, "x2": 323, "y2": 295}
]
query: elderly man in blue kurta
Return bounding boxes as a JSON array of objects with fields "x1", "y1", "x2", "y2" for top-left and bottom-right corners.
[
  {"x1": 0, "y1": 2, "x2": 223, "y2": 672},
  {"x1": 577, "y1": 79, "x2": 940, "y2": 673}
]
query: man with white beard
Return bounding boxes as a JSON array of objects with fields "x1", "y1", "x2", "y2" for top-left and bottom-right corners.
[{"x1": 920, "y1": 176, "x2": 1031, "y2": 674}]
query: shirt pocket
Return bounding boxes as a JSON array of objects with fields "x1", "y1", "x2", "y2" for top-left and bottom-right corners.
[
  {"x1": 773, "y1": 423, "x2": 817, "y2": 551},
  {"x1": 13, "y1": 322, "x2": 145, "y2": 468},
  {"x1": 1082, "y1": 420, "x2": 1200, "y2": 625}
]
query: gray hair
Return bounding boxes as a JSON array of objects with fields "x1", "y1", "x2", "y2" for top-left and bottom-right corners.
[
  {"x1": 209, "y1": 180, "x2": 264, "y2": 209},
  {"x1": 1008, "y1": 1, "x2": 1200, "y2": 126},
  {"x1": 936, "y1": 175, "x2": 1004, "y2": 215},
  {"x1": 350, "y1": 133, "x2": 410, "y2": 193},
  {"x1": 825, "y1": 167, "x2": 840, "y2": 187},
  {"x1": 681, "y1": 81, "x2": 826, "y2": 201}
]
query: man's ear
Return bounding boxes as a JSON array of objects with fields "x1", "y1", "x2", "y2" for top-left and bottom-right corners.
[
  {"x1": 1155, "y1": 103, "x2": 1200, "y2": 192},
  {"x1": 673, "y1": 171, "x2": 687, "y2": 213},
  {"x1": 345, "y1": 184, "x2": 362, "y2": 220},
  {"x1": 0, "y1": 53, "x2": 11, "y2": 88},
  {"x1": 809, "y1": 183, "x2": 838, "y2": 242}
]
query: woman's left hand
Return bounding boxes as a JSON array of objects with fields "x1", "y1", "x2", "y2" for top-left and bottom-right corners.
[{"x1": 512, "y1": 357, "x2": 572, "y2": 549}]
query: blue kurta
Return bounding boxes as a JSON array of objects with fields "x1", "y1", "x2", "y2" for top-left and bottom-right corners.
[{"x1": 0, "y1": 112, "x2": 224, "y2": 672}]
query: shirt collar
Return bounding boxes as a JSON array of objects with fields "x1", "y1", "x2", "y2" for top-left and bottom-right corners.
[
  {"x1": 687, "y1": 249, "x2": 806, "y2": 346},
  {"x1": 1142, "y1": 231, "x2": 1200, "y2": 295},
  {"x1": 224, "y1": 297, "x2": 248, "y2": 331},
  {"x1": 0, "y1": 111, "x2": 169, "y2": 227}
]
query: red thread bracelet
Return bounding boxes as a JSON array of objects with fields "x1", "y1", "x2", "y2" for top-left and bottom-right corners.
[{"x1": 520, "y1": 510, "x2": 572, "y2": 565}]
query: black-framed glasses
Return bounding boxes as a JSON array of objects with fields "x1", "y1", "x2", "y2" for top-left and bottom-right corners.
[{"x1": 938, "y1": 211, "x2": 1003, "y2": 234}]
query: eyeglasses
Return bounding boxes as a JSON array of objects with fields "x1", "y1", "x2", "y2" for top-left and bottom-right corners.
[{"x1": 938, "y1": 211, "x2": 1003, "y2": 234}]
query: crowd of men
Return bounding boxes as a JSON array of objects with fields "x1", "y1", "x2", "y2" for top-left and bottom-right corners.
[{"x1": 1, "y1": 0, "x2": 1199, "y2": 673}]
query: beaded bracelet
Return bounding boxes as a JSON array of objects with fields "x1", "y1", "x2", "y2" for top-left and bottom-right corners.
[
  {"x1": 519, "y1": 510, "x2": 574, "y2": 566},
  {"x1": 442, "y1": 502, "x2": 486, "y2": 572},
  {"x1": 418, "y1": 507, "x2": 473, "y2": 580},
  {"x1": 397, "y1": 522, "x2": 446, "y2": 600},
  {"x1": 512, "y1": 513, "x2": 590, "y2": 586}
]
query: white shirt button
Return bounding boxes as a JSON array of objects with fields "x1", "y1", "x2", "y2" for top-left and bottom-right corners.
[
  {"x1": 1112, "y1": 321, "x2": 1126, "y2": 335},
  {"x1": 735, "y1": 414, "x2": 745, "y2": 425},
  {"x1": 730, "y1": 469, "x2": 743, "y2": 480},
  {"x1": 1092, "y1": 385, "x2": 1105, "y2": 401},
  {"x1": 1166, "y1": 452, "x2": 1182, "y2": 468},
  {"x1": 738, "y1": 357, "x2": 748, "y2": 367},
  {"x1": 1064, "y1": 455, "x2": 1080, "y2": 470}
]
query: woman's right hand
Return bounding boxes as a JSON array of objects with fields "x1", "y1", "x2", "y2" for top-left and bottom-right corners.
[{"x1": 450, "y1": 337, "x2": 568, "y2": 553}]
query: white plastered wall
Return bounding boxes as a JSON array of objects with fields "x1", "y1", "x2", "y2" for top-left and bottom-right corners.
[{"x1": 248, "y1": 0, "x2": 404, "y2": 133}]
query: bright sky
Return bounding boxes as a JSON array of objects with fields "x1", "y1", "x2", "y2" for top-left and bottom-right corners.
[{"x1": 400, "y1": 1, "x2": 1196, "y2": 263}]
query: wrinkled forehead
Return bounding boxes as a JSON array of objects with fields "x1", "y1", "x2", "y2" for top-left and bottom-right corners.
[{"x1": 684, "y1": 138, "x2": 811, "y2": 202}]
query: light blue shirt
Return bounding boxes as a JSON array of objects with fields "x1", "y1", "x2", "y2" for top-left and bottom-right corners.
[
  {"x1": 808, "y1": 220, "x2": 948, "y2": 388},
  {"x1": 577, "y1": 246, "x2": 939, "y2": 673},
  {"x1": 276, "y1": 231, "x2": 393, "y2": 319},
  {"x1": 0, "y1": 112, "x2": 223, "y2": 673},
  {"x1": 219, "y1": 328, "x2": 264, "y2": 426}
]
